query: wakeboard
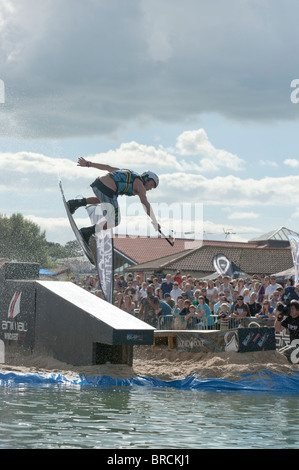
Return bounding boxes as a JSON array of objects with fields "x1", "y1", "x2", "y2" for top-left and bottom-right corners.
[{"x1": 59, "y1": 180, "x2": 96, "y2": 266}]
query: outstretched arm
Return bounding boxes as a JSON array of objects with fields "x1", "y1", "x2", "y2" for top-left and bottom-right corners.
[
  {"x1": 138, "y1": 190, "x2": 161, "y2": 231},
  {"x1": 77, "y1": 156, "x2": 119, "y2": 172}
]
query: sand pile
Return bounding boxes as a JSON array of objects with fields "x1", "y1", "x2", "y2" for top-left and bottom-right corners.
[
  {"x1": 133, "y1": 347, "x2": 298, "y2": 381},
  {"x1": 1, "y1": 346, "x2": 299, "y2": 382}
]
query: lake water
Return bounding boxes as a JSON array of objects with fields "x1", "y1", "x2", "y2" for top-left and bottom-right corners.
[{"x1": 1, "y1": 381, "x2": 299, "y2": 449}]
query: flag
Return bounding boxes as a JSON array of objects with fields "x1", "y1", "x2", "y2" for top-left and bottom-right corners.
[
  {"x1": 86, "y1": 205, "x2": 114, "y2": 303},
  {"x1": 288, "y1": 235, "x2": 299, "y2": 286}
]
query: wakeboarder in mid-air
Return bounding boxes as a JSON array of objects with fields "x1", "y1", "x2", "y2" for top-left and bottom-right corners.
[{"x1": 67, "y1": 157, "x2": 161, "y2": 243}]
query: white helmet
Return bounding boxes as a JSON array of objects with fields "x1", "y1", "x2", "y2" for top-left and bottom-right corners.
[{"x1": 141, "y1": 171, "x2": 159, "y2": 188}]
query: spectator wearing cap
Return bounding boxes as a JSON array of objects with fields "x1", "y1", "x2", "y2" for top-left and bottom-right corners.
[{"x1": 170, "y1": 282, "x2": 182, "y2": 302}]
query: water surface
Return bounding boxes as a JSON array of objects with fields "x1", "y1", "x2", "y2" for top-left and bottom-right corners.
[{"x1": 0, "y1": 384, "x2": 298, "y2": 449}]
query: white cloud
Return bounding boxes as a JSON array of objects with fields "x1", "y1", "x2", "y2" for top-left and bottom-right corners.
[
  {"x1": 90, "y1": 130, "x2": 244, "y2": 173},
  {"x1": 91, "y1": 141, "x2": 183, "y2": 171},
  {"x1": 0, "y1": 151, "x2": 99, "y2": 191},
  {"x1": 228, "y1": 211, "x2": 260, "y2": 220},
  {"x1": 284, "y1": 158, "x2": 299, "y2": 168},
  {"x1": 159, "y1": 172, "x2": 299, "y2": 207},
  {"x1": 201, "y1": 220, "x2": 261, "y2": 243},
  {"x1": 175, "y1": 128, "x2": 244, "y2": 171},
  {"x1": 0, "y1": 129, "x2": 244, "y2": 194},
  {"x1": 1, "y1": 143, "x2": 299, "y2": 209},
  {"x1": 259, "y1": 160, "x2": 279, "y2": 167}
]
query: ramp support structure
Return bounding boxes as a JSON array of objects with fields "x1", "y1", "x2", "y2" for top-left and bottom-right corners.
[{"x1": 0, "y1": 262, "x2": 154, "y2": 366}]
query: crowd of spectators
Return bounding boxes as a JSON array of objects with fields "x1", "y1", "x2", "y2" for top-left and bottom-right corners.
[{"x1": 70, "y1": 270, "x2": 299, "y2": 330}]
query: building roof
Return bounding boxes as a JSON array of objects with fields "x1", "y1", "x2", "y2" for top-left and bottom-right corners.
[
  {"x1": 126, "y1": 242, "x2": 294, "y2": 276},
  {"x1": 163, "y1": 244, "x2": 293, "y2": 275},
  {"x1": 113, "y1": 234, "x2": 201, "y2": 265},
  {"x1": 250, "y1": 226, "x2": 299, "y2": 242},
  {"x1": 111, "y1": 227, "x2": 297, "y2": 276},
  {"x1": 127, "y1": 248, "x2": 195, "y2": 272}
]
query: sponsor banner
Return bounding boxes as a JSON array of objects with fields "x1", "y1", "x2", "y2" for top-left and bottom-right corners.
[
  {"x1": 174, "y1": 327, "x2": 276, "y2": 353},
  {"x1": 94, "y1": 229, "x2": 114, "y2": 304},
  {"x1": 213, "y1": 253, "x2": 234, "y2": 277},
  {"x1": 212, "y1": 253, "x2": 248, "y2": 279},
  {"x1": 0, "y1": 284, "x2": 36, "y2": 349},
  {"x1": 288, "y1": 235, "x2": 299, "y2": 286},
  {"x1": 238, "y1": 327, "x2": 276, "y2": 352},
  {"x1": 87, "y1": 205, "x2": 114, "y2": 304},
  {"x1": 176, "y1": 329, "x2": 239, "y2": 353}
]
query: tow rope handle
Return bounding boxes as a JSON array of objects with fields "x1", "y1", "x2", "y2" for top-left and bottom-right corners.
[{"x1": 158, "y1": 229, "x2": 175, "y2": 247}]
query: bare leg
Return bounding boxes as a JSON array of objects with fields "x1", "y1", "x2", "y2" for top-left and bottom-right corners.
[
  {"x1": 86, "y1": 197, "x2": 100, "y2": 205},
  {"x1": 86, "y1": 197, "x2": 108, "y2": 230}
]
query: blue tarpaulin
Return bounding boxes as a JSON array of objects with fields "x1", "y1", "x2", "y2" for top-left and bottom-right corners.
[
  {"x1": 39, "y1": 268, "x2": 56, "y2": 275},
  {"x1": 1, "y1": 370, "x2": 299, "y2": 393}
]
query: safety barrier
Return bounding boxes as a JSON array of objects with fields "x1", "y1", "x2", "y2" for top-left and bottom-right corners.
[
  {"x1": 157, "y1": 314, "x2": 221, "y2": 330},
  {"x1": 157, "y1": 314, "x2": 275, "y2": 331}
]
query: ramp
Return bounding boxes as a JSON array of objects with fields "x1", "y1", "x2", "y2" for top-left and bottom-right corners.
[{"x1": 35, "y1": 281, "x2": 154, "y2": 365}]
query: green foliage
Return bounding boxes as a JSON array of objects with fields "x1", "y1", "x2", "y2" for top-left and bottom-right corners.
[
  {"x1": 47, "y1": 240, "x2": 82, "y2": 259},
  {"x1": 0, "y1": 213, "x2": 50, "y2": 266},
  {"x1": 0, "y1": 213, "x2": 82, "y2": 268}
]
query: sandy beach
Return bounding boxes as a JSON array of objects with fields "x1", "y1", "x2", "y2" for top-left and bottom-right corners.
[{"x1": 1, "y1": 346, "x2": 298, "y2": 383}]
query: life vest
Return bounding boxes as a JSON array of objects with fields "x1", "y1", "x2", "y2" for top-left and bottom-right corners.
[{"x1": 108, "y1": 169, "x2": 141, "y2": 196}]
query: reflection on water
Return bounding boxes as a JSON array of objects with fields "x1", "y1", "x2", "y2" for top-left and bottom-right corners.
[{"x1": 0, "y1": 385, "x2": 299, "y2": 449}]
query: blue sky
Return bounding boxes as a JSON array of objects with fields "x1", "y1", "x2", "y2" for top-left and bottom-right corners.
[{"x1": 1, "y1": 0, "x2": 299, "y2": 245}]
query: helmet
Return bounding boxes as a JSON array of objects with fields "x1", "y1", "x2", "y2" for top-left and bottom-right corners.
[{"x1": 141, "y1": 171, "x2": 159, "y2": 188}]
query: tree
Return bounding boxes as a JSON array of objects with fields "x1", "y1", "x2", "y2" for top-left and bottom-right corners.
[
  {"x1": 0, "y1": 213, "x2": 50, "y2": 266},
  {"x1": 47, "y1": 240, "x2": 82, "y2": 259}
]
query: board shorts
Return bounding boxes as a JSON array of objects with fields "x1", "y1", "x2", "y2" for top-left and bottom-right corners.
[{"x1": 90, "y1": 178, "x2": 120, "y2": 228}]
